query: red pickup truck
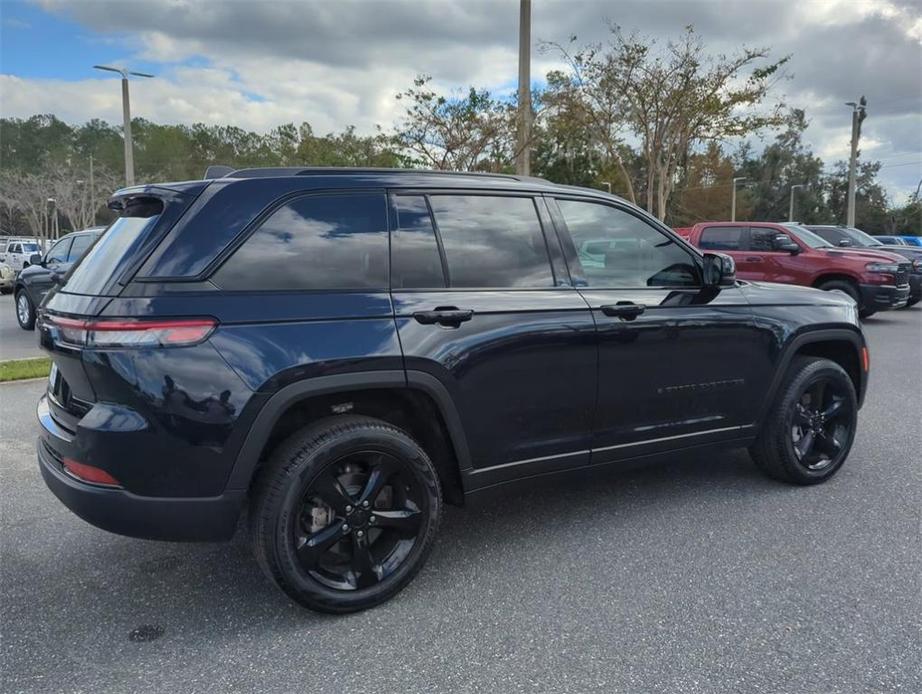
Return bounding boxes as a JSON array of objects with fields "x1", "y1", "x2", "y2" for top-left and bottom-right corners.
[{"x1": 677, "y1": 222, "x2": 911, "y2": 317}]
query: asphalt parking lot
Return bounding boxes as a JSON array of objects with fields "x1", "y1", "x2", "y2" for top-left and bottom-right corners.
[
  {"x1": 0, "y1": 293, "x2": 41, "y2": 361},
  {"x1": 1, "y1": 308, "x2": 920, "y2": 694}
]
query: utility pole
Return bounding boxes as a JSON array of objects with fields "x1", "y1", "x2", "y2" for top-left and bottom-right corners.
[
  {"x1": 89, "y1": 154, "x2": 95, "y2": 226},
  {"x1": 515, "y1": 0, "x2": 532, "y2": 176},
  {"x1": 845, "y1": 96, "x2": 867, "y2": 227},
  {"x1": 94, "y1": 65, "x2": 154, "y2": 186},
  {"x1": 731, "y1": 177, "x2": 747, "y2": 222},
  {"x1": 789, "y1": 184, "x2": 806, "y2": 222}
]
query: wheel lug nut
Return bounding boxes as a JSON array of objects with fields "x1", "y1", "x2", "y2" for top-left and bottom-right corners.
[
  {"x1": 356, "y1": 530, "x2": 364, "y2": 538},
  {"x1": 342, "y1": 524, "x2": 350, "y2": 532},
  {"x1": 369, "y1": 515, "x2": 376, "y2": 524},
  {"x1": 362, "y1": 500, "x2": 370, "y2": 508},
  {"x1": 345, "y1": 505, "x2": 353, "y2": 513}
]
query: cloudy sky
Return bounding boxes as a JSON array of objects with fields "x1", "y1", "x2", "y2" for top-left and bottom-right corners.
[{"x1": 1, "y1": 0, "x2": 920, "y2": 200}]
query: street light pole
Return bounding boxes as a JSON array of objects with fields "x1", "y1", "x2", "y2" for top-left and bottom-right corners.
[
  {"x1": 845, "y1": 96, "x2": 867, "y2": 227},
  {"x1": 515, "y1": 0, "x2": 532, "y2": 176},
  {"x1": 789, "y1": 184, "x2": 806, "y2": 222},
  {"x1": 93, "y1": 65, "x2": 154, "y2": 186},
  {"x1": 731, "y1": 177, "x2": 747, "y2": 222}
]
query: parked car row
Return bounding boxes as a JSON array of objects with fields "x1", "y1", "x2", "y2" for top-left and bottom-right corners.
[
  {"x1": 675, "y1": 222, "x2": 916, "y2": 317},
  {"x1": 874, "y1": 235, "x2": 922, "y2": 247}
]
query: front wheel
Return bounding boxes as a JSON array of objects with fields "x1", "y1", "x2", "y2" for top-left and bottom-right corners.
[
  {"x1": 249, "y1": 415, "x2": 442, "y2": 613},
  {"x1": 15, "y1": 290, "x2": 35, "y2": 330},
  {"x1": 750, "y1": 357, "x2": 858, "y2": 485},
  {"x1": 816, "y1": 279, "x2": 874, "y2": 318}
]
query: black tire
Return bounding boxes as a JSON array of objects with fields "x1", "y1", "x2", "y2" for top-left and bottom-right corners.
[
  {"x1": 904, "y1": 297, "x2": 920, "y2": 308},
  {"x1": 249, "y1": 415, "x2": 442, "y2": 613},
  {"x1": 816, "y1": 279, "x2": 874, "y2": 318},
  {"x1": 15, "y1": 290, "x2": 35, "y2": 330},
  {"x1": 750, "y1": 356, "x2": 858, "y2": 485}
]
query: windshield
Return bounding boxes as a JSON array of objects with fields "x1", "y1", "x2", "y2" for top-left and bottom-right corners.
[
  {"x1": 842, "y1": 227, "x2": 884, "y2": 247},
  {"x1": 785, "y1": 225, "x2": 833, "y2": 249}
]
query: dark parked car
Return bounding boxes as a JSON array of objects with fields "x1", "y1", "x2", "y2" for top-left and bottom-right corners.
[
  {"x1": 14, "y1": 228, "x2": 103, "y2": 329},
  {"x1": 37, "y1": 168, "x2": 868, "y2": 613},
  {"x1": 805, "y1": 225, "x2": 922, "y2": 308}
]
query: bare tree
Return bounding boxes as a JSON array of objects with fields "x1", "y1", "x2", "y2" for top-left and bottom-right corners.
[
  {"x1": 549, "y1": 26, "x2": 789, "y2": 219},
  {"x1": 48, "y1": 163, "x2": 118, "y2": 231},
  {"x1": 0, "y1": 170, "x2": 53, "y2": 241}
]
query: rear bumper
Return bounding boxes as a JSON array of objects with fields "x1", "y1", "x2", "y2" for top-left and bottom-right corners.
[
  {"x1": 37, "y1": 395, "x2": 244, "y2": 541},
  {"x1": 858, "y1": 283, "x2": 910, "y2": 311}
]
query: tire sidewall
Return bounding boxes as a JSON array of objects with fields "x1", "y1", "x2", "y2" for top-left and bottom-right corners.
[{"x1": 15, "y1": 291, "x2": 34, "y2": 330}]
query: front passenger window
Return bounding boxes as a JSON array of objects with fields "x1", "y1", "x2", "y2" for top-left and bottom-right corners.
[
  {"x1": 557, "y1": 200, "x2": 700, "y2": 288},
  {"x1": 47, "y1": 239, "x2": 72, "y2": 264}
]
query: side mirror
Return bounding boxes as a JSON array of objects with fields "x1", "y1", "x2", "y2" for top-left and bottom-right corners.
[
  {"x1": 772, "y1": 234, "x2": 800, "y2": 254},
  {"x1": 29, "y1": 253, "x2": 43, "y2": 265},
  {"x1": 702, "y1": 252, "x2": 736, "y2": 287}
]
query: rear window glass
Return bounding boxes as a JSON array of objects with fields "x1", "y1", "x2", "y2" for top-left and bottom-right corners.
[
  {"x1": 212, "y1": 193, "x2": 388, "y2": 291},
  {"x1": 63, "y1": 200, "x2": 162, "y2": 295},
  {"x1": 699, "y1": 226, "x2": 744, "y2": 250},
  {"x1": 428, "y1": 195, "x2": 553, "y2": 288}
]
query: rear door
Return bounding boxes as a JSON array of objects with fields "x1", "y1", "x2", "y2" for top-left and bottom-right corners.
[
  {"x1": 390, "y1": 191, "x2": 596, "y2": 488},
  {"x1": 550, "y1": 197, "x2": 763, "y2": 462}
]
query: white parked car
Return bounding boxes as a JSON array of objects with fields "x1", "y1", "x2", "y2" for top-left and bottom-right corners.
[
  {"x1": 0, "y1": 238, "x2": 44, "y2": 272},
  {"x1": 0, "y1": 263, "x2": 14, "y2": 294}
]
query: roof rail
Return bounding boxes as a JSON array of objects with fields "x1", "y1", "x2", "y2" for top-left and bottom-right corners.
[{"x1": 226, "y1": 166, "x2": 542, "y2": 182}]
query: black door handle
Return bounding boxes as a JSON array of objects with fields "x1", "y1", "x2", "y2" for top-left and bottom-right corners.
[
  {"x1": 600, "y1": 303, "x2": 645, "y2": 320},
  {"x1": 413, "y1": 307, "x2": 474, "y2": 326}
]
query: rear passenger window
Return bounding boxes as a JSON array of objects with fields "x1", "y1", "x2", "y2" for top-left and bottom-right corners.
[
  {"x1": 428, "y1": 195, "x2": 553, "y2": 288},
  {"x1": 392, "y1": 195, "x2": 445, "y2": 289},
  {"x1": 213, "y1": 193, "x2": 388, "y2": 291},
  {"x1": 699, "y1": 226, "x2": 745, "y2": 250}
]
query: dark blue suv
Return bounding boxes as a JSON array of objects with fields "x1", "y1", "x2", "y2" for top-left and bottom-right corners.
[{"x1": 38, "y1": 168, "x2": 868, "y2": 612}]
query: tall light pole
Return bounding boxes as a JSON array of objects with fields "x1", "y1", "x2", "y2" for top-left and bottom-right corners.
[
  {"x1": 789, "y1": 184, "x2": 806, "y2": 222},
  {"x1": 93, "y1": 65, "x2": 154, "y2": 186},
  {"x1": 731, "y1": 177, "x2": 747, "y2": 222},
  {"x1": 845, "y1": 96, "x2": 867, "y2": 227},
  {"x1": 515, "y1": 0, "x2": 532, "y2": 176}
]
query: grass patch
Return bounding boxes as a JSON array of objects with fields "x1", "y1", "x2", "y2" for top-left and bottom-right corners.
[{"x1": 0, "y1": 357, "x2": 51, "y2": 382}]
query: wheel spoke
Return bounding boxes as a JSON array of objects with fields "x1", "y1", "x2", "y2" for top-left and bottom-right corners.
[
  {"x1": 821, "y1": 398, "x2": 845, "y2": 421},
  {"x1": 310, "y1": 470, "x2": 353, "y2": 515},
  {"x1": 793, "y1": 403, "x2": 811, "y2": 426},
  {"x1": 357, "y1": 455, "x2": 399, "y2": 506},
  {"x1": 794, "y1": 430, "x2": 815, "y2": 459},
  {"x1": 350, "y1": 533, "x2": 380, "y2": 589},
  {"x1": 297, "y1": 523, "x2": 347, "y2": 569},
  {"x1": 810, "y1": 380, "x2": 828, "y2": 410},
  {"x1": 373, "y1": 508, "x2": 422, "y2": 538},
  {"x1": 815, "y1": 431, "x2": 842, "y2": 458}
]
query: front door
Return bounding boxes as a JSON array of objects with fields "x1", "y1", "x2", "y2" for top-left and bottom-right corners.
[
  {"x1": 390, "y1": 192, "x2": 597, "y2": 489},
  {"x1": 550, "y1": 198, "x2": 765, "y2": 464}
]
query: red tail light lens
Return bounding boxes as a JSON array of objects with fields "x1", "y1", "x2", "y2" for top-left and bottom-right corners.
[
  {"x1": 62, "y1": 458, "x2": 121, "y2": 487},
  {"x1": 47, "y1": 316, "x2": 216, "y2": 348}
]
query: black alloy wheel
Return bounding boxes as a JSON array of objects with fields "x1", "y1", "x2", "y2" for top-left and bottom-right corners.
[
  {"x1": 250, "y1": 416, "x2": 441, "y2": 613},
  {"x1": 751, "y1": 356, "x2": 858, "y2": 484},
  {"x1": 294, "y1": 450, "x2": 425, "y2": 591}
]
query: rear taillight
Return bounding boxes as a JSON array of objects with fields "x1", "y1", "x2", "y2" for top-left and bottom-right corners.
[
  {"x1": 46, "y1": 316, "x2": 217, "y2": 348},
  {"x1": 62, "y1": 458, "x2": 121, "y2": 487}
]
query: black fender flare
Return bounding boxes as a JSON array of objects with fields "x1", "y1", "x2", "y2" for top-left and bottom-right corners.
[
  {"x1": 756, "y1": 327, "x2": 867, "y2": 425},
  {"x1": 225, "y1": 369, "x2": 472, "y2": 491}
]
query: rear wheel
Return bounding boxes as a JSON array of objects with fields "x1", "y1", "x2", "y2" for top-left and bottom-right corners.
[
  {"x1": 249, "y1": 415, "x2": 442, "y2": 613},
  {"x1": 817, "y1": 279, "x2": 874, "y2": 318},
  {"x1": 15, "y1": 290, "x2": 35, "y2": 330},
  {"x1": 750, "y1": 357, "x2": 857, "y2": 485}
]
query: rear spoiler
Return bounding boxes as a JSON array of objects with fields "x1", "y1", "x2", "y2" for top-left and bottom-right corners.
[{"x1": 203, "y1": 165, "x2": 235, "y2": 179}]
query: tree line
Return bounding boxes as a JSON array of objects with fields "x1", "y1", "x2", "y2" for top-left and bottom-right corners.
[{"x1": 1, "y1": 25, "x2": 918, "y2": 239}]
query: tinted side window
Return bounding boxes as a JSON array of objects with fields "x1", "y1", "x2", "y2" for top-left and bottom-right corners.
[
  {"x1": 66, "y1": 234, "x2": 95, "y2": 262},
  {"x1": 47, "y1": 238, "x2": 72, "y2": 264},
  {"x1": 749, "y1": 227, "x2": 781, "y2": 251},
  {"x1": 557, "y1": 199, "x2": 700, "y2": 288},
  {"x1": 806, "y1": 227, "x2": 848, "y2": 246},
  {"x1": 213, "y1": 193, "x2": 388, "y2": 291},
  {"x1": 699, "y1": 226, "x2": 745, "y2": 250},
  {"x1": 392, "y1": 195, "x2": 445, "y2": 289},
  {"x1": 428, "y1": 195, "x2": 553, "y2": 288}
]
